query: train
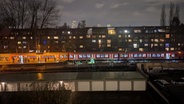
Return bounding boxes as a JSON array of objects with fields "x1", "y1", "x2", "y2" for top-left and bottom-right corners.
[{"x1": 0, "y1": 51, "x2": 183, "y2": 64}]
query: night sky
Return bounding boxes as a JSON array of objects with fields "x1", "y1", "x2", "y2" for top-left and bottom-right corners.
[{"x1": 57, "y1": 0, "x2": 184, "y2": 27}]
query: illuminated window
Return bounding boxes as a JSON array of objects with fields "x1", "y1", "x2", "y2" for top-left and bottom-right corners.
[
  {"x1": 118, "y1": 48, "x2": 123, "y2": 51},
  {"x1": 17, "y1": 41, "x2": 21, "y2": 44},
  {"x1": 10, "y1": 37, "x2": 15, "y2": 39},
  {"x1": 160, "y1": 39, "x2": 164, "y2": 42},
  {"x1": 69, "y1": 36, "x2": 72, "y2": 39},
  {"x1": 128, "y1": 39, "x2": 132, "y2": 42},
  {"x1": 139, "y1": 39, "x2": 143, "y2": 43},
  {"x1": 144, "y1": 44, "x2": 148, "y2": 46},
  {"x1": 124, "y1": 30, "x2": 129, "y2": 33},
  {"x1": 92, "y1": 40, "x2": 96, "y2": 43},
  {"x1": 154, "y1": 39, "x2": 159, "y2": 42},
  {"x1": 79, "y1": 36, "x2": 83, "y2": 39},
  {"x1": 18, "y1": 46, "x2": 22, "y2": 49},
  {"x1": 165, "y1": 48, "x2": 169, "y2": 51},
  {"x1": 139, "y1": 48, "x2": 144, "y2": 52},
  {"x1": 133, "y1": 43, "x2": 138, "y2": 48},
  {"x1": 165, "y1": 34, "x2": 170, "y2": 38},
  {"x1": 86, "y1": 35, "x2": 91, "y2": 38},
  {"x1": 54, "y1": 36, "x2": 59, "y2": 39},
  {"x1": 98, "y1": 35, "x2": 101, "y2": 38},
  {"x1": 67, "y1": 31, "x2": 71, "y2": 34},
  {"x1": 102, "y1": 35, "x2": 106, "y2": 38},
  {"x1": 22, "y1": 36, "x2": 26, "y2": 39},
  {"x1": 178, "y1": 43, "x2": 181, "y2": 46},
  {"x1": 108, "y1": 28, "x2": 116, "y2": 35},
  {"x1": 23, "y1": 46, "x2": 27, "y2": 48},
  {"x1": 107, "y1": 39, "x2": 111, "y2": 43},
  {"x1": 134, "y1": 29, "x2": 141, "y2": 33},
  {"x1": 30, "y1": 37, "x2": 33, "y2": 39},
  {"x1": 98, "y1": 39, "x2": 102, "y2": 44},
  {"x1": 107, "y1": 44, "x2": 111, "y2": 47},
  {"x1": 128, "y1": 35, "x2": 131, "y2": 38},
  {"x1": 22, "y1": 41, "x2": 27, "y2": 44},
  {"x1": 73, "y1": 36, "x2": 76, "y2": 39},
  {"x1": 4, "y1": 45, "x2": 8, "y2": 49},
  {"x1": 80, "y1": 45, "x2": 84, "y2": 48},
  {"x1": 48, "y1": 36, "x2": 50, "y2": 39},
  {"x1": 154, "y1": 44, "x2": 158, "y2": 46},
  {"x1": 118, "y1": 35, "x2": 122, "y2": 38},
  {"x1": 165, "y1": 43, "x2": 169, "y2": 48},
  {"x1": 170, "y1": 48, "x2": 174, "y2": 51}
]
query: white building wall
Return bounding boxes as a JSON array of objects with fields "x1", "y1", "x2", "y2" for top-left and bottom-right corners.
[
  {"x1": 133, "y1": 81, "x2": 146, "y2": 91},
  {"x1": 92, "y1": 81, "x2": 104, "y2": 91},
  {"x1": 77, "y1": 81, "x2": 90, "y2": 91},
  {"x1": 105, "y1": 81, "x2": 118, "y2": 91}
]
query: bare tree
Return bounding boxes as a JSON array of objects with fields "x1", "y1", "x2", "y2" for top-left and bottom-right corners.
[
  {"x1": 160, "y1": 4, "x2": 166, "y2": 26},
  {"x1": 0, "y1": 0, "x2": 59, "y2": 29}
]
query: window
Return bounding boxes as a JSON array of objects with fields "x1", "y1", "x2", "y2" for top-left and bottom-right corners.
[
  {"x1": 107, "y1": 44, "x2": 111, "y2": 47},
  {"x1": 128, "y1": 39, "x2": 132, "y2": 42},
  {"x1": 30, "y1": 37, "x2": 33, "y2": 39},
  {"x1": 128, "y1": 35, "x2": 131, "y2": 38},
  {"x1": 4, "y1": 45, "x2": 8, "y2": 49},
  {"x1": 165, "y1": 34, "x2": 170, "y2": 38},
  {"x1": 22, "y1": 36, "x2": 26, "y2": 39},
  {"x1": 108, "y1": 28, "x2": 116, "y2": 35},
  {"x1": 133, "y1": 43, "x2": 138, "y2": 48},
  {"x1": 98, "y1": 39, "x2": 102, "y2": 44},
  {"x1": 139, "y1": 39, "x2": 143, "y2": 43},
  {"x1": 102, "y1": 35, "x2": 106, "y2": 38},
  {"x1": 92, "y1": 40, "x2": 96, "y2": 43},
  {"x1": 17, "y1": 41, "x2": 21, "y2": 44},
  {"x1": 23, "y1": 46, "x2": 27, "y2": 48},
  {"x1": 73, "y1": 36, "x2": 76, "y2": 39},
  {"x1": 170, "y1": 48, "x2": 174, "y2": 51},
  {"x1": 80, "y1": 45, "x2": 84, "y2": 48},
  {"x1": 86, "y1": 35, "x2": 91, "y2": 38},
  {"x1": 154, "y1": 39, "x2": 159, "y2": 42},
  {"x1": 160, "y1": 39, "x2": 164, "y2": 42},
  {"x1": 10, "y1": 37, "x2": 15, "y2": 39},
  {"x1": 54, "y1": 36, "x2": 59, "y2": 39},
  {"x1": 67, "y1": 31, "x2": 71, "y2": 34},
  {"x1": 144, "y1": 44, "x2": 148, "y2": 46},
  {"x1": 165, "y1": 48, "x2": 169, "y2": 51},
  {"x1": 134, "y1": 29, "x2": 141, "y2": 33},
  {"x1": 118, "y1": 48, "x2": 123, "y2": 51},
  {"x1": 165, "y1": 43, "x2": 169, "y2": 48},
  {"x1": 107, "y1": 39, "x2": 111, "y2": 44},
  {"x1": 139, "y1": 48, "x2": 143, "y2": 52},
  {"x1": 118, "y1": 35, "x2": 122, "y2": 38},
  {"x1": 124, "y1": 30, "x2": 130, "y2": 33},
  {"x1": 79, "y1": 36, "x2": 83, "y2": 39},
  {"x1": 154, "y1": 44, "x2": 158, "y2": 46},
  {"x1": 47, "y1": 36, "x2": 50, "y2": 39}
]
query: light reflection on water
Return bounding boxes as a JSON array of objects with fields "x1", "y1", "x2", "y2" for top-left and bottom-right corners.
[{"x1": 37, "y1": 73, "x2": 44, "y2": 80}]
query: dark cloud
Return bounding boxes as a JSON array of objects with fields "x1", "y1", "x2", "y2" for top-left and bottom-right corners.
[{"x1": 56, "y1": 0, "x2": 184, "y2": 27}]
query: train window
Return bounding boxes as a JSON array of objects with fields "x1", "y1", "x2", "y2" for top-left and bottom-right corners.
[
  {"x1": 134, "y1": 54, "x2": 138, "y2": 58},
  {"x1": 79, "y1": 55, "x2": 82, "y2": 58},
  {"x1": 147, "y1": 54, "x2": 151, "y2": 58},
  {"x1": 161, "y1": 53, "x2": 165, "y2": 57},
  {"x1": 114, "y1": 54, "x2": 118, "y2": 58},
  {"x1": 138, "y1": 54, "x2": 142, "y2": 57},
  {"x1": 152, "y1": 54, "x2": 156, "y2": 58},
  {"x1": 157, "y1": 54, "x2": 161, "y2": 57},
  {"x1": 83, "y1": 54, "x2": 87, "y2": 58},
  {"x1": 105, "y1": 54, "x2": 109, "y2": 58},
  {"x1": 96, "y1": 54, "x2": 100, "y2": 58},
  {"x1": 87, "y1": 54, "x2": 91, "y2": 58},
  {"x1": 101, "y1": 54, "x2": 105, "y2": 58},
  {"x1": 69, "y1": 55, "x2": 73, "y2": 58},
  {"x1": 143, "y1": 54, "x2": 146, "y2": 57}
]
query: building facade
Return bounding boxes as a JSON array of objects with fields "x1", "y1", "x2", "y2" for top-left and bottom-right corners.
[{"x1": 0, "y1": 26, "x2": 184, "y2": 53}]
